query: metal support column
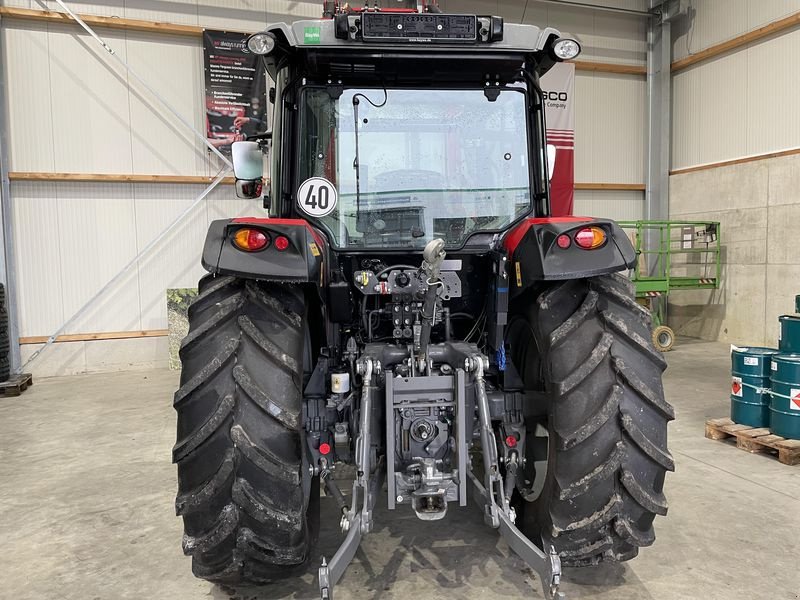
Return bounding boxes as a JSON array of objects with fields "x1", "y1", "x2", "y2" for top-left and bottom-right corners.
[
  {"x1": 0, "y1": 15, "x2": 22, "y2": 375},
  {"x1": 645, "y1": 1, "x2": 680, "y2": 283},
  {"x1": 646, "y1": 1, "x2": 672, "y2": 225}
]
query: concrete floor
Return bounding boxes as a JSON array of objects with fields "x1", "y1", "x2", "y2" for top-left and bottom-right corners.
[{"x1": 1, "y1": 339, "x2": 799, "y2": 600}]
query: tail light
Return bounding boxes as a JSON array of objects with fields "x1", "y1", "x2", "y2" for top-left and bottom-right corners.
[
  {"x1": 274, "y1": 235, "x2": 290, "y2": 251},
  {"x1": 233, "y1": 228, "x2": 269, "y2": 251},
  {"x1": 574, "y1": 226, "x2": 606, "y2": 250}
]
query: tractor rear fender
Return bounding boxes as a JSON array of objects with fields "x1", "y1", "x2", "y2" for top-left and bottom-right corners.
[
  {"x1": 201, "y1": 218, "x2": 324, "y2": 282},
  {"x1": 504, "y1": 217, "x2": 636, "y2": 294}
]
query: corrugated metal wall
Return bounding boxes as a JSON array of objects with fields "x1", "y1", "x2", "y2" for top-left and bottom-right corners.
[
  {"x1": 669, "y1": 1, "x2": 800, "y2": 346},
  {"x1": 0, "y1": 0, "x2": 648, "y2": 372},
  {"x1": 672, "y1": 0, "x2": 800, "y2": 61},
  {"x1": 672, "y1": 0, "x2": 800, "y2": 169}
]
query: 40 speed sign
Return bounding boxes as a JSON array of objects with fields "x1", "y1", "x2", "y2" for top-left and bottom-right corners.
[{"x1": 297, "y1": 177, "x2": 338, "y2": 217}]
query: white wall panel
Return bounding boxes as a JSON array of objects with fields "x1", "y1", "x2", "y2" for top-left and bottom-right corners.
[
  {"x1": 573, "y1": 71, "x2": 594, "y2": 183},
  {"x1": 0, "y1": 0, "x2": 34, "y2": 8},
  {"x1": 42, "y1": 0, "x2": 124, "y2": 17},
  {"x1": 133, "y1": 184, "x2": 209, "y2": 329},
  {"x1": 125, "y1": 32, "x2": 207, "y2": 175},
  {"x1": 124, "y1": 0, "x2": 200, "y2": 25},
  {"x1": 3, "y1": 21, "x2": 56, "y2": 172},
  {"x1": 206, "y1": 186, "x2": 262, "y2": 223},
  {"x1": 574, "y1": 190, "x2": 643, "y2": 221},
  {"x1": 575, "y1": 72, "x2": 645, "y2": 183},
  {"x1": 673, "y1": 0, "x2": 800, "y2": 61},
  {"x1": 750, "y1": 0, "x2": 800, "y2": 28},
  {"x1": 591, "y1": 11, "x2": 646, "y2": 65},
  {"x1": 266, "y1": 0, "x2": 323, "y2": 22},
  {"x1": 672, "y1": 0, "x2": 748, "y2": 61},
  {"x1": 670, "y1": 66, "x2": 700, "y2": 168},
  {"x1": 696, "y1": 51, "x2": 747, "y2": 165},
  {"x1": 55, "y1": 183, "x2": 142, "y2": 333},
  {"x1": 746, "y1": 27, "x2": 800, "y2": 156},
  {"x1": 672, "y1": 50, "x2": 749, "y2": 169},
  {"x1": 10, "y1": 182, "x2": 66, "y2": 336},
  {"x1": 47, "y1": 23, "x2": 134, "y2": 173},
  {"x1": 197, "y1": 0, "x2": 267, "y2": 32}
]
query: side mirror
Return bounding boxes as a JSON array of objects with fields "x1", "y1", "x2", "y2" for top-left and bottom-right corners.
[
  {"x1": 231, "y1": 140, "x2": 265, "y2": 200},
  {"x1": 547, "y1": 144, "x2": 557, "y2": 181}
]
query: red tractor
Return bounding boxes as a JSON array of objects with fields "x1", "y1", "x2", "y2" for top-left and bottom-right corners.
[{"x1": 173, "y1": 4, "x2": 673, "y2": 598}]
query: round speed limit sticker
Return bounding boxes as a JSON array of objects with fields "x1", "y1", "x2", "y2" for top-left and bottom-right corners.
[{"x1": 297, "y1": 177, "x2": 337, "y2": 217}]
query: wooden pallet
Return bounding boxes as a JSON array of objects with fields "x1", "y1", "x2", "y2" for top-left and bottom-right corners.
[
  {"x1": 0, "y1": 373, "x2": 33, "y2": 397},
  {"x1": 705, "y1": 418, "x2": 800, "y2": 466}
]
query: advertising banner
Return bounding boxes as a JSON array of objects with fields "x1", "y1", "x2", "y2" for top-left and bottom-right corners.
[
  {"x1": 203, "y1": 30, "x2": 267, "y2": 156},
  {"x1": 541, "y1": 62, "x2": 576, "y2": 216}
]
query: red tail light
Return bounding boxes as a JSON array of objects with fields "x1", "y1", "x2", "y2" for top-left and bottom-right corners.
[
  {"x1": 556, "y1": 234, "x2": 571, "y2": 249},
  {"x1": 233, "y1": 228, "x2": 269, "y2": 251},
  {"x1": 274, "y1": 235, "x2": 290, "y2": 251},
  {"x1": 574, "y1": 226, "x2": 606, "y2": 250}
]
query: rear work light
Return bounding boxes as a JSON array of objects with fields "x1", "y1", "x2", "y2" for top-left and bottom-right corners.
[
  {"x1": 233, "y1": 228, "x2": 269, "y2": 251},
  {"x1": 574, "y1": 226, "x2": 607, "y2": 250}
]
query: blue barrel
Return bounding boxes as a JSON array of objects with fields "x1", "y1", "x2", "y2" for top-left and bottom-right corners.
[
  {"x1": 731, "y1": 347, "x2": 779, "y2": 427},
  {"x1": 779, "y1": 315, "x2": 800, "y2": 353},
  {"x1": 770, "y1": 354, "x2": 800, "y2": 439}
]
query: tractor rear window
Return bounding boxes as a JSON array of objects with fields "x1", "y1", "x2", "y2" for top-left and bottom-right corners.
[{"x1": 298, "y1": 86, "x2": 531, "y2": 249}]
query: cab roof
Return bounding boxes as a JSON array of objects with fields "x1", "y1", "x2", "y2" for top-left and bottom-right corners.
[
  {"x1": 267, "y1": 18, "x2": 561, "y2": 54},
  {"x1": 262, "y1": 16, "x2": 564, "y2": 81}
]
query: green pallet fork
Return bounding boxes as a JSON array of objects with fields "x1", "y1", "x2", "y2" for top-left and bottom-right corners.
[{"x1": 618, "y1": 220, "x2": 721, "y2": 351}]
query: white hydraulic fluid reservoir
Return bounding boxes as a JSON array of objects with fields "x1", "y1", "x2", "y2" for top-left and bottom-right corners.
[{"x1": 331, "y1": 372, "x2": 350, "y2": 394}]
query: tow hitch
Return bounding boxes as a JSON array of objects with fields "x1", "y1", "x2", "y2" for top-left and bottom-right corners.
[{"x1": 316, "y1": 352, "x2": 565, "y2": 600}]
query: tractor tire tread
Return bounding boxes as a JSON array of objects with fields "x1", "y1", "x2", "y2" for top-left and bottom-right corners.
[
  {"x1": 518, "y1": 274, "x2": 672, "y2": 567},
  {"x1": 174, "y1": 278, "x2": 311, "y2": 584}
]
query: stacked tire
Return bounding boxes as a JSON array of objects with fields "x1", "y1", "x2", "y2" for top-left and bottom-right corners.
[{"x1": 0, "y1": 283, "x2": 10, "y2": 381}]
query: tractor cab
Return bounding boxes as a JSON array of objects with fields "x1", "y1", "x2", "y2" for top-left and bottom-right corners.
[{"x1": 231, "y1": 2, "x2": 582, "y2": 251}]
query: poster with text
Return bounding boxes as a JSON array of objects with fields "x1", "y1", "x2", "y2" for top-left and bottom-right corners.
[
  {"x1": 540, "y1": 63, "x2": 575, "y2": 216},
  {"x1": 203, "y1": 30, "x2": 267, "y2": 156}
]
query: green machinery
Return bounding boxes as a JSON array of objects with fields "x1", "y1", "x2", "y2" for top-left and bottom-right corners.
[{"x1": 618, "y1": 220, "x2": 722, "y2": 351}]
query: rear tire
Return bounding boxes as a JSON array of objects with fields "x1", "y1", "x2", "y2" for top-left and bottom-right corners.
[
  {"x1": 173, "y1": 274, "x2": 315, "y2": 583},
  {"x1": 508, "y1": 273, "x2": 674, "y2": 566}
]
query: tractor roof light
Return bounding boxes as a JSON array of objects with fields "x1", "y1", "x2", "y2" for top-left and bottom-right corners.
[
  {"x1": 247, "y1": 32, "x2": 276, "y2": 55},
  {"x1": 574, "y1": 226, "x2": 607, "y2": 250},
  {"x1": 551, "y1": 37, "x2": 581, "y2": 61}
]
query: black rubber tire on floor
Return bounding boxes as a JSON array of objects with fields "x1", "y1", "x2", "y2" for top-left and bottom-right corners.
[
  {"x1": 173, "y1": 274, "x2": 314, "y2": 583},
  {"x1": 0, "y1": 283, "x2": 10, "y2": 382},
  {"x1": 508, "y1": 273, "x2": 675, "y2": 566}
]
